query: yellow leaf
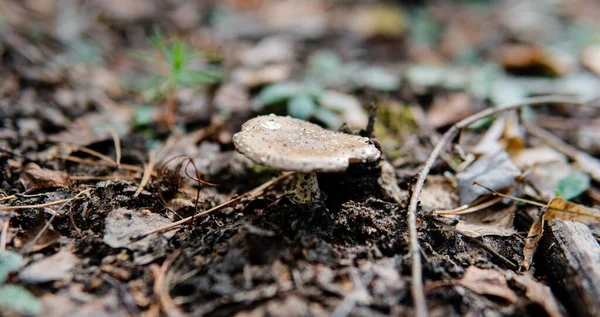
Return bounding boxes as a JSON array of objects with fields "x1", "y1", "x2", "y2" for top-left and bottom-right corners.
[{"x1": 545, "y1": 197, "x2": 600, "y2": 222}]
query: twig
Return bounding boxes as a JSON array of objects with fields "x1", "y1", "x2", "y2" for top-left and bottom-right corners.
[
  {"x1": 407, "y1": 95, "x2": 586, "y2": 317},
  {"x1": 132, "y1": 172, "x2": 293, "y2": 240}
]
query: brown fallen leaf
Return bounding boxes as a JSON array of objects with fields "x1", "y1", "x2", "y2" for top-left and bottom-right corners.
[
  {"x1": 509, "y1": 273, "x2": 564, "y2": 317},
  {"x1": 426, "y1": 92, "x2": 472, "y2": 128},
  {"x1": 498, "y1": 44, "x2": 574, "y2": 76},
  {"x1": 20, "y1": 163, "x2": 72, "y2": 190},
  {"x1": 523, "y1": 207, "x2": 545, "y2": 271},
  {"x1": 455, "y1": 203, "x2": 516, "y2": 238},
  {"x1": 457, "y1": 266, "x2": 518, "y2": 303},
  {"x1": 545, "y1": 197, "x2": 600, "y2": 222},
  {"x1": 582, "y1": 44, "x2": 600, "y2": 76}
]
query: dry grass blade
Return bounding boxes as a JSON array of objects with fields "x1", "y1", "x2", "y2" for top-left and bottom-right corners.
[
  {"x1": 134, "y1": 149, "x2": 157, "y2": 197},
  {"x1": 474, "y1": 181, "x2": 600, "y2": 220},
  {"x1": 52, "y1": 153, "x2": 148, "y2": 174},
  {"x1": 153, "y1": 251, "x2": 184, "y2": 317},
  {"x1": 108, "y1": 126, "x2": 122, "y2": 168},
  {"x1": 59, "y1": 144, "x2": 116, "y2": 167},
  {"x1": 434, "y1": 197, "x2": 503, "y2": 215},
  {"x1": 70, "y1": 175, "x2": 136, "y2": 181},
  {"x1": 408, "y1": 95, "x2": 587, "y2": 317},
  {"x1": 0, "y1": 189, "x2": 91, "y2": 211}
]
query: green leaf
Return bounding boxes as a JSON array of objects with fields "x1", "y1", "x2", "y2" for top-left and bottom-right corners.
[
  {"x1": 408, "y1": 8, "x2": 441, "y2": 47},
  {"x1": 255, "y1": 82, "x2": 302, "y2": 107},
  {"x1": 489, "y1": 78, "x2": 528, "y2": 107},
  {"x1": 557, "y1": 171, "x2": 591, "y2": 201},
  {"x1": 466, "y1": 117, "x2": 494, "y2": 131},
  {"x1": 361, "y1": 67, "x2": 400, "y2": 91},
  {"x1": 405, "y1": 65, "x2": 445, "y2": 86},
  {"x1": 287, "y1": 95, "x2": 317, "y2": 120},
  {"x1": 177, "y1": 68, "x2": 224, "y2": 86},
  {"x1": 0, "y1": 285, "x2": 41, "y2": 316},
  {"x1": 307, "y1": 50, "x2": 343, "y2": 77},
  {"x1": 133, "y1": 105, "x2": 157, "y2": 127},
  {"x1": 0, "y1": 250, "x2": 23, "y2": 284},
  {"x1": 313, "y1": 107, "x2": 342, "y2": 128}
]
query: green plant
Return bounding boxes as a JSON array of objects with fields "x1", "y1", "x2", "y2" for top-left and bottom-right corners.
[
  {"x1": 557, "y1": 171, "x2": 590, "y2": 201},
  {"x1": 0, "y1": 250, "x2": 41, "y2": 316},
  {"x1": 137, "y1": 30, "x2": 224, "y2": 103},
  {"x1": 254, "y1": 50, "x2": 398, "y2": 128}
]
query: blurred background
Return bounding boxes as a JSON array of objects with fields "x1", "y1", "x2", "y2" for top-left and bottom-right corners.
[{"x1": 1, "y1": 0, "x2": 600, "y2": 162}]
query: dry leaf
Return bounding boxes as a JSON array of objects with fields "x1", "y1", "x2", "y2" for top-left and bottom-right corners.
[
  {"x1": 19, "y1": 250, "x2": 79, "y2": 284},
  {"x1": 426, "y1": 92, "x2": 472, "y2": 128},
  {"x1": 498, "y1": 44, "x2": 574, "y2": 76},
  {"x1": 523, "y1": 208, "x2": 545, "y2": 271},
  {"x1": 238, "y1": 36, "x2": 295, "y2": 67},
  {"x1": 456, "y1": 150, "x2": 521, "y2": 205},
  {"x1": 455, "y1": 203, "x2": 516, "y2": 237},
  {"x1": 232, "y1": 64, "x2": 292, "y2": 88},
  {"x1": 545, "y1": 197, "x2": 600, "y2": 222},
  {"x1": 510, "y1": 273, "x2": 564, "y2": 317},
  {"x1": 458, "y1": 266, "x2": 518, "y2": 303},
  {"x1": 472, "y1": 112, "x2": 524, "y2": 156},
  {"x1": 48, "y1": 107, "x2": 132, "y2": 146},
  {"x1": 20, "y1": 163, "x2": 71, "y2": 190},
  {"x1": 574, "y1": 152, "x2": 600, "y2": 183},
  {"x1": 502, "y1": 111, "x2": 525, "y2": 152},
  {"x1": 582, "y1": 44, "x2": 600, "y2": 76}
]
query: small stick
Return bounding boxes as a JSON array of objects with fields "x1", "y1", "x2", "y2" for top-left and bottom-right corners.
[{"x1": 407, "y1": 95, "x2": 586, "y2": 317}]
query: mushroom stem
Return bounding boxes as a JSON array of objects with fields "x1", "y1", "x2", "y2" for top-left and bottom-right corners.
[{"x1": 291, "y1": 172, "x2": 322, "y2": 204}]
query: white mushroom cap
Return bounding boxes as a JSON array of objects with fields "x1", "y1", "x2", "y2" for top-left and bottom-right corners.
[{"x1": 233, "y1": 114, "x2": 381, "y2": 173}]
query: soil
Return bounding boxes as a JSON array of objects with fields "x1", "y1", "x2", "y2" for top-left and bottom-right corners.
[{"x1": 1, "y1": 1, "x2": 600, "y2": 316}]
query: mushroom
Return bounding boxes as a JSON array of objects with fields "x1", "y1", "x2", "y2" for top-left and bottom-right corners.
[{"x1": 232, "y1": 114, "x2": 381, "y2": 203}]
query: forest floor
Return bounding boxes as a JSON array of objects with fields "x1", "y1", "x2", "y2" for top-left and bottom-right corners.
[{"x1": 1, "y1": 1, "x2": 600, "y2": 316}]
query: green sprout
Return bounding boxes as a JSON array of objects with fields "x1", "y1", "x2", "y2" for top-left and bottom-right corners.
[{"x1": 137, "y1": 30, "x2": 224, "y2": 103}]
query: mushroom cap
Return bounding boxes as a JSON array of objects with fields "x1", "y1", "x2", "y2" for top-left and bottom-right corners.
[{"x1": 233, "y1": 114, "x2": 381, "y2": 173}]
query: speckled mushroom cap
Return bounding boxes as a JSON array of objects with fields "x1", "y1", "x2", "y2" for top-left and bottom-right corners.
[{"x1": 233, "y1": 114, "x2": 381, "y2": 173}]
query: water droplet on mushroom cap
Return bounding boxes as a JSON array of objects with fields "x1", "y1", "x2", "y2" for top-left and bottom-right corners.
[{"x1": 232, "y1": 115, "x2": 381, "y2": 173}]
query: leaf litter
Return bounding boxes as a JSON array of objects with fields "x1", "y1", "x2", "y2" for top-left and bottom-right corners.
[{"x1": 1, "y1": 1, "x2": 600, "y2": 316}]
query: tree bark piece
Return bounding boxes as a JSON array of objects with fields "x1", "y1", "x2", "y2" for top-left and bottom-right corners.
[{"x1": 538, "y1": 219, "x2": 600, "y2": 317}]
